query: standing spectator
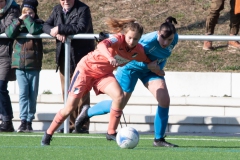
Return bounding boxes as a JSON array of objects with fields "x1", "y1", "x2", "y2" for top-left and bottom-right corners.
[
  {"x1": 6, "y1": 0, "x2": 43, "y2": 132},
  {"x1": 42, "y1": 0, "x2": 95, "y2": 133},
  {"x1": 203, "y1": 0, "x2": 240, "y2": 50},
  {"x1": 0, "y1": 0, "x2": 20, "y2": 132}
]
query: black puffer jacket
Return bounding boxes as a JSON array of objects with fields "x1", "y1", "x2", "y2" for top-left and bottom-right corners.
[{"x1": 43, "y1": 0, "x2": 95, "y2": 74}]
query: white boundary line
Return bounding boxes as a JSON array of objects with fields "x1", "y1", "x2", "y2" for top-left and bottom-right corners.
[{"x1": 0, "y1": 134, "x2": 240, "y2": 142}]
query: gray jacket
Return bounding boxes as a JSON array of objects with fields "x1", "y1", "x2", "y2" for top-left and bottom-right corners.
[{"x1": 0, "y1": 0, "x2": 20, "y2": 80}]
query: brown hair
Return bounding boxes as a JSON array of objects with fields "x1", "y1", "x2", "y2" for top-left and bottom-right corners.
[{"x1": 105, "y1": 17, "x2": 144, "y2": 36}]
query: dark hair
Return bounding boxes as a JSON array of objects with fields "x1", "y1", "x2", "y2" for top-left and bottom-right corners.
[
  {"x1": 105, "y1": 17, "x2": 144, "y2": 36},
  {"x1": 159, "y1": 16, "x2": 177, "y2": 39}
]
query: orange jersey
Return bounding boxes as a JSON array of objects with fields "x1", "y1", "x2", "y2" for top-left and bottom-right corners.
[{"x1": 77, "y1": 33, "x2": 151, "y2": 78}]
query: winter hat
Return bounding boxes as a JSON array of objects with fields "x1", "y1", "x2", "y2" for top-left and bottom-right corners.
[{"x1": 21, "y1": 0, "x2": 38, "y2": 14}]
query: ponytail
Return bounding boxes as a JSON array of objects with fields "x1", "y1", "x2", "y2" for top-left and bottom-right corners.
[
  {"x1": 159, "y1": 16, "x2": 177, "y2": 38},
  {"x1": 105, "y1": 17, "x2": 144, "y2": 36}
]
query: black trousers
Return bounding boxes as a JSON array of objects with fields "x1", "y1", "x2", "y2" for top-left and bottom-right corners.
[{"x1": 0, "y1": 80, "x2": 13, "y2": 121}]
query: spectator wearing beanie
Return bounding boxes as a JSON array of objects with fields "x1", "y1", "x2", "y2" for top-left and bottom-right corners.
[{"x1": 6, "y1": 0, "x2": 45, "y2": 132}]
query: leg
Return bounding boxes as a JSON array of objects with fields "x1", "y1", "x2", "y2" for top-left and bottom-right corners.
[
  {"x1": 203, "y1": 0, "x2": 225, "y2": 50},
  {"x1": 205, "y1": 0, "x2": 224, "y2": 35},
  {"x1": 145, "y1": 79, "x2": 170, "y2": 138},
  {"x1": 87, "y1": 92, "x2": 131, "y2": 118},
  {"x1": 228, "y1": 0, "x2": 240, "y2": 48},
  {"x1": 59, "y1": 62, "x2": 90, "y2": 133},
  {"x1": 87, "y1": 65, "x2": 136, "y2": 118},
  {"x1": 59, "y1": 62, "x2": 74, "y2": 132},
  {"x1": 16, "y1": 70, "x2": 29, "y2": 132},
  {"x1": 74, "y1": 92, "x2": 132, "y2": 133},
  {"x1": 75, "y1": 67, "x2": 137, "y2": 137},
  {"x1": 0, "y1": 80, "x2": 14, "y2": 132},
  {"x1": 27, "y1": 70, "x2": 40, "y2": 132},
  {"x1": 145, "y1": 79, "x2": 178, "y2": 147},
  {"x1": 229, "y1": 0, "x2": 240, "y2": 35},
  {"x1": 42, "y1": 68, "x2": 90, "y2": 145},
  {"x1": 73, "y1": 92, "x2": 90, "y2": 133},
  {"x1": 88, "y1": 100, "x2": 112, "y2": 117},
  {"x1": 104, "y1": 80, "x2": 124, "y2": 136},
  {"x1": 16, "y1": 70, "x2": 29, "y2": 121},
  {"x1": 41, "y1": 96, "x2": 81, "y2": 146}
]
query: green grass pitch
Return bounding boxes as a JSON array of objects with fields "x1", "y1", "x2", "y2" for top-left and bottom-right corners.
[{"x1": 0, "y1": 133, "x2": 240, "y2": 160}]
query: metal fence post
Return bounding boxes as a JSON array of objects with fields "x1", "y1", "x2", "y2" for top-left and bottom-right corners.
[{"x1": 63, "y1": 37, "x2": 71, "y2": 134}]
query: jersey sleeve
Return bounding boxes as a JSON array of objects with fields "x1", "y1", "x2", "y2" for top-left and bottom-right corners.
[
  {"x1": 96, "y1": 34, "x2": 122, "y2": 60},
  {"x1": 131, "y1": 61, "x2": 149, "y2": 70},
  {"x1": 158, "y1": 60, "x2": 167, "y2": 70},
  {"x1": 172, "y1": 33, "x2": 179, "y2": 48},
  {"x1": 134, "y1": 44, "x2": 151, "y2": 63}
]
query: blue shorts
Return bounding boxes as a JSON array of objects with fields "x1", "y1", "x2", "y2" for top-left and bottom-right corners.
[{"x1": 115, "y1": 66, "x2": 165, "y2": 93}]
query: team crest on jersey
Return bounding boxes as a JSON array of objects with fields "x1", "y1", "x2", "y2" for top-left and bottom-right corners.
[
  {"x1": 132, "y1": 53, "x2": 138, "y2": 58},
  {"x1": 73, "y1": 88, "x2": 80, "y2": 94},
  {"x1": 167, "y1": 45, "x2": 174, "y2": 53},
  {"x1": 109, "y1": 37, "x2": 118, "y2": 44},
  {"x1": 157, "y1": 58, "x2": 166, "y2": 64},
  {"x1": 114, "y1": 54, "x2": 130, "y2": 65}
]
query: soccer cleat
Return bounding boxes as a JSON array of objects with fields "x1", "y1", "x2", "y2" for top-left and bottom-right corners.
[
  {"x1": 26, "y1": 121, "x2": 33, "y2": 132},
  {"x1": 57, "y1": 127, "x2": 74, "y2": 133},
  {"x1": 75, "y1": 105, "x2": 90, "y2": 133},
  {"x1": 0, "y1": 121, "x2": 15, "y2": 132},
  {"x1": 17, "y1": 120, "x2": 27, "y2": 132},
  {"x1": 106, "y1": 133, "x2": 117, "y2": 141},
  {"x1": 153, "y1": 138, "x2": 178, "y2": 147},
  {"x1": 72, "y1": 128, "x2": 89, "y2": 134},
  {"x1": 41, "y1": 132, "x2": 52, "y2": 146}
]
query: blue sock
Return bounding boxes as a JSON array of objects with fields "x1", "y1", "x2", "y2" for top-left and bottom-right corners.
[
  {"x1": 88, "y1": 100, "x2": 112, "y2": 118},
  {"x1": 154, "y1": 106, "x2": 169, "y2": 140}
]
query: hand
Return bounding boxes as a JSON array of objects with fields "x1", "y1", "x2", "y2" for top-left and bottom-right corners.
[
  {"x1": 50, "y1": 26, "x2": 59, "y2": 37},
  {"x1": 108, "y1": 57, "x2": 118, "y2": 67},
  {"x1": 56, "y1": 34, "x2": 66, "y2": 43},
  {"x1": 147, "y1": 60, "x2": 165, "y2": 76},
  {"x1": 153, "y1": 69, "x2": 165, "y2": 76},
  {"x1": 147, "y1": 60, "x2": 158, "y2": 70},
  {"x1": 19, "y1": 14, "x2": 28, "y2": 20}
]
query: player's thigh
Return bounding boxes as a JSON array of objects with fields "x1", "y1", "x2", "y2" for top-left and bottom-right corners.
[
  {"x1": 143, "y1": 74, "x2": 170, "y2": 107},
  {"x1": 61, "y1": 95, "x2": 81, "y2": 117},
  {"x1": 115, "y1": 66, "x2": 139, "y2": 93},
  {"x1": 94, "y1": 74, "x2": 124, "y2": 101}
]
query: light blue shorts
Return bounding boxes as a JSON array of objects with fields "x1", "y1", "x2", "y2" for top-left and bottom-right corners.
[{"x1": 115, "y1": 66, "x2": 165, "y2": 93}]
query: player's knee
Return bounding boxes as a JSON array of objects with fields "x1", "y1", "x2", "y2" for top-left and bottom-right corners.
[{"x1": 157, "y1": 97, "x2": 170, "y2": 107}]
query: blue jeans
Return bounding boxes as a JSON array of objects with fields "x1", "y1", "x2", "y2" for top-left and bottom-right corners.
[
  {"x1": 0, "y1": 80, "x2": 13, "y2": 121},
  {"x1": 16, "y1": 69, "x2": 40, "y2": 122}
]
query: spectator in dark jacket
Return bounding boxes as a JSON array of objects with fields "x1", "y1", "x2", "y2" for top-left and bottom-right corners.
[
  {"x1": 0, "y1": 0, "x2": 20, "y2": 132},
  {"x1": 6, "y1": 0, "x2": 44, "y2": 133},
  {"x1": 43, "y1": 0, "x2": 95, "y2": 133}
]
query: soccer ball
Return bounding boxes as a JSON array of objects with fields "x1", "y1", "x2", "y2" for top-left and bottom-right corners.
[{"x1": 116, "y1": 127, "x2": 139, "y2": 149}]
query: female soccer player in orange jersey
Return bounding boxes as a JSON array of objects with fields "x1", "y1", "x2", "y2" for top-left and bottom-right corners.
[{"x1": 41, "y1": 17, "x2": 162, "y2": 145}]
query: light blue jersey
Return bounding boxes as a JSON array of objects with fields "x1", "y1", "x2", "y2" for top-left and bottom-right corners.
[
  {"x1": 115, "y1": 31, "x2": 179, "y2": 92},
  {"x1": 124, "y1": 31, "x2": 179, "y2": 72}
]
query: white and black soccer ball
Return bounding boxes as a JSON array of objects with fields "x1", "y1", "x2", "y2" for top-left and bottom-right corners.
[{"x1": 116, "y1": 127, "x2": 139, "y2": 149}]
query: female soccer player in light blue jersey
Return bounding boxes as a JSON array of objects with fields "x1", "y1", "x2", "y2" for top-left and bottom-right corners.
[{"x1": 75, "y1": 16, "x2": 179, "y2": 147}]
